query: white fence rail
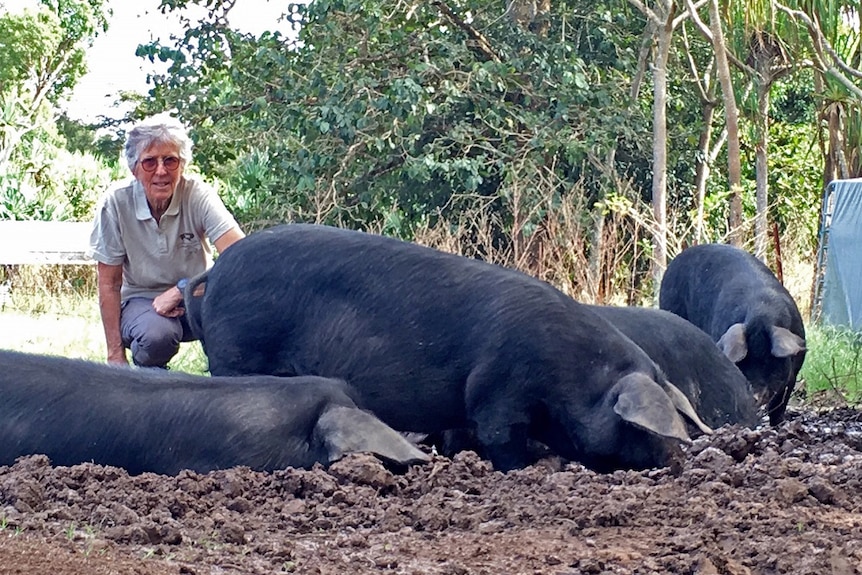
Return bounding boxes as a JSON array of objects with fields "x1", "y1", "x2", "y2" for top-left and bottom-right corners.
[{"x1": 0, "y1": 221, "x2": 94, "y2": 265}]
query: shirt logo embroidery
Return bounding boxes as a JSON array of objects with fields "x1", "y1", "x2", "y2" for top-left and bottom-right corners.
[{"x1": 179, "y1": 232, "x2": 195, "y2": 242}]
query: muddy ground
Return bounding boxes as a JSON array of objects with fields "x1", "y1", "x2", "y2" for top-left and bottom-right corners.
[{"x1": 1, "y1": 407, "x2": 861, "y2": 575}]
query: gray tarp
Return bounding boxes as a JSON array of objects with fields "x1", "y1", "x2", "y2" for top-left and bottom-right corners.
[{"x1": 820, "y1": 179, "x2": 862, "y2": 331}]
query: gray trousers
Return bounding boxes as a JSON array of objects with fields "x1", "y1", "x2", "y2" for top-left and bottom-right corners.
[{"x1": 121, "y1": 297, "x2": 196, "y2": 368}]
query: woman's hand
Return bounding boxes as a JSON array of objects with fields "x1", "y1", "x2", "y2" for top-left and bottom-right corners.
[{"x1": 153, "y1": 286, "x2": 185, "y2": 317}]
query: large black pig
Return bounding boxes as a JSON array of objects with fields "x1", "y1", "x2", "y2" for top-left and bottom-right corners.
[
  {"x1": 587, "y1": 305, "x2": 759, "y2": 429},
  {"x1": 186, "y1": 224, "x2": 712, "y2": 473},
  {"x1": 0, "y1": 349, "x2": 429, "y2": 475},
  {"x1": 659, "y1": 243, "x2": 806, "y2": 425}
]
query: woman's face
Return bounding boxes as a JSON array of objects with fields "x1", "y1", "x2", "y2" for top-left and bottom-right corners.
[{"x1": 133, "y1": 141, "x2": 184, "y2": 209}]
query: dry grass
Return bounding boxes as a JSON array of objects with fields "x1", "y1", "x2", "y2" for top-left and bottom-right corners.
[
  {"x1": 0, "y1": 265, "x2": 206, "y2": 371},
  {"x1": 0, "y1": 305, "x2": 103, "y2": 361},
  {"x1": 0, "y1": 265, "x2": 103, "y2": 360},
  {"x1": 1, "y1": 264, "x2": 97, "y2": 302},
  {"x1": 411, "y1": 190, "x2": 652, "y2": 305},
  {"x1": 1, "y1": 206, "x2": 819, "y2": 379}
]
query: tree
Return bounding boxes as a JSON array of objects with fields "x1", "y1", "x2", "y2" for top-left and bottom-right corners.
[
  {"x1": 133, "y1": 0, "x2": 845, "y2": 301},
  {"x1": 680, "y1": 0, "x2": 861, "y2": 260},
  {"x1": 136, "y1": 0, "x2": 681, "y2": 300},
  {"x1": 773, "y1": 0, "x2": 862, "y2": 182},
  {"x1": 682, "y1": 0, "x2": 748, "y2": 249},
  {"x1": 142, "y1": 0, "x2": 649, "y2": 232},
  {"x1": 626, "y1": 0, "x2": 709, "y2": 289},
  {"x1": 0, "y1": 0, "x2": 108, "y2": 170}
]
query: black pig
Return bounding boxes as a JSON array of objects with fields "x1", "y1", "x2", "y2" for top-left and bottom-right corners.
[
  {"x1": 588, "y1": 305, "x2": 759, "y2": 429},
  {"x1": 659, "y1": 244, "x2": 806, "y2": 425},
  {"x1": 186, "y1": 224, "x2": 712, "y2": 473},
  {"x1": 0, "y1": 349, "x2": 429, "y2": 475}
]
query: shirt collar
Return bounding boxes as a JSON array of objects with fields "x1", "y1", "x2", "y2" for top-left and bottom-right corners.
[{"x1": 132, "y1": 177, "x2": 185, "y2": 221}]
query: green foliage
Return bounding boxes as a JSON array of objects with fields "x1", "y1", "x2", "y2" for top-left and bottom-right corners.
[
  {"x1": 0, "y1": 8, "x2": 66, "y2": 96},
  {"x1": 57, "y1": 151, "x2": 120, "y2": 220},
  {"x1": 801, "y1": 324, "x2": 862, "y2": 405},
  {"x1": 56, "y1": 113, "x2": 124, "y2": 163},
  {"x1": 123, "y1": 0, "x2": 839, "y2": 299},
  {"x1": 763, "y1": 121, "x2": 822, "y2": 249},
  {"x1": 170, "y1": 342, "x2": 209, "y2": 375},
  {"x1": 0, "y1": 0, "x2": 113, "y2": 223},
  {"x1": 0, "y1": 173, "x2": 66, "y2": 220},
  {"x1": 142, "y1": 0, "x2": 651, "y2": 241},
  {"x1": 1, "y1": 118, "x2": 120, "y2": 222},
  {"x1": 0, "y1": 0, "x2": 108, "y2": 108}
]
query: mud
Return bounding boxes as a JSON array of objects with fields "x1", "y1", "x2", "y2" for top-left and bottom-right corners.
[{"x1": 1, "y1": 408, "x2": 861, "y2": 574}]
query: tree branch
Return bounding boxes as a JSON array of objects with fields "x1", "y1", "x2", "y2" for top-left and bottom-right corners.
[
  {"x1": 683, "y1": 0, "x2": 756, "y2": 76},
  {"x1": 672, "y1": 0, "x2": 708, "y2": 29},
  {"x1": 774, "y1": 0, "x2": 862, "y2": 83},
  {"x1": 627, "y1": 0, "x2": 660, "y2": 27},
  {"x1": 774, "y1": 1, "x2": 862, "y2": 102},
  {"x1": 432, "y1": 0, "x2": 501, "y2": 63},
  {"x1": 680, "y1": 23, "x2": 714, "y2": 104}
]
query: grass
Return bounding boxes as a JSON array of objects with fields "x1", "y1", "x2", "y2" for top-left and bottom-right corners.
[
  {"x1": 1, "y1": 258, "x2": 859, "y2": 407},
  {"x1": 0, "y1": 267, "x2": 208, "y2": 374},
  {"x1": 799, "y1": 325, "x2": 862, "y2": 406}
]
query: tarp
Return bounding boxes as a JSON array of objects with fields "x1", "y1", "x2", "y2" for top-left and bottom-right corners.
[{"x1": 818, "y1": 178, "x2": 862, "y2": 331}]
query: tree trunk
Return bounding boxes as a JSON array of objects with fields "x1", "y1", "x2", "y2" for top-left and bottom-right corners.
[
  {"x1": 754, "y1": 77, "x2": 770, "y2": 261},
  {"x1": 694, "y1": 100, "x2": 716, "y2": 245},
  {"x1": 750, "y1": 30, "x2": 790, "y2": 260},
  {"x1": 824, "y1": 100, "x2": 849, "y2": 183},
  {"x1": 650, "y1": 14, "x2": 672, "y2": 292},
  {"x1": 708, "y1": 0, "x2": 743, "y2": 246},
  {"x1": 532, "y1": 0, "x2": 551, "y2": 37}
]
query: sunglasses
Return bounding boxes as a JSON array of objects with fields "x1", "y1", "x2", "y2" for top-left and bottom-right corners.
[{"x1": 139, "y1": 156, "x2": 181, "y2": 172}]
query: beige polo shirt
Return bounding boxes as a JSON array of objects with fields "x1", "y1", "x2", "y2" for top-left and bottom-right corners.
[{"x1": 88, "y1": 175, "x2": 239, "y2": 302}]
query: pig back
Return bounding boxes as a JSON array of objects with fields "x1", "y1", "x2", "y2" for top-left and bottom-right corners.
[
  {"x1": 198, "y1": 224, "x2": 613, "y2": 432},
  {"x1": 588, "y1": 305, "x2": 758, "y2": 429}
]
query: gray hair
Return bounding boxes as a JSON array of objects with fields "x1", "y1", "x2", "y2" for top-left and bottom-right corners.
[{"x1": 124, "y1": 113, "x2": 194, "y2": 171}]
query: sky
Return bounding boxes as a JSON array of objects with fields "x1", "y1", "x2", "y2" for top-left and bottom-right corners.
[{"x1": 2, "y1": 0, "x2": 296, "y2": 122}]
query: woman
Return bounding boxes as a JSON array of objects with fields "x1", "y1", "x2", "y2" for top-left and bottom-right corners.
[{"x1": 89, "y1": 114, "x2": 245, "y2": 368}]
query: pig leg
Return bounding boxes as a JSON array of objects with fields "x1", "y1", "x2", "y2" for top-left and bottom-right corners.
[{"x1": 464, "y1": 363, "x2": 532, "y2": 471}]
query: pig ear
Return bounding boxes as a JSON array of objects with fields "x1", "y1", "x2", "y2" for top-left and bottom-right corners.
[
  {"x1": 316, "y1": 406, "x2": 430, "y2": 466},
  {"x1": 717, "y1": 323, "x2": 748, "y2": 363},
  {"x1": 769, "y1": 326, "x2": 806, "y2": 358},
  {"x1": 660, "y1": 380, "x2": 713, "y2": 435},
  {"x1": 612, "y1": 373, "x2": 691, "y2": 444}
]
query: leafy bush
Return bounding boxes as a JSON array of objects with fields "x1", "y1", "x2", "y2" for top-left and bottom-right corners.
[
  {"x1": 2, "y1": 144, "x2": 118, "y2": 222},
  {"x1": 141, "y1": 0, "x2": 660, "y2": 297},
  {"x1": 133, "y1": 0, "x2": 829, "y2": 301}
]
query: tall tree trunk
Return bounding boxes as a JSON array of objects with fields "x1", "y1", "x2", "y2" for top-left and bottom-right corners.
[
  {"x1": 707, "y1": 0, "x2": 743, "y2": 246},
  {"x1": 749, "y1": 30, "x2": 790, "y2": 260},
  {"x1": 823, "y1": 100, "x2": 849, "y2": 183},
  {"x1": 631, "y1": 19, "x2": 659, "y2": 100},
  {"x1": 694, "y1": 100, "x2": 716, "y2": 244},
  {"x1": 679, "y1": 23, "x2": 717, "y2": 247},
  {"x1": 629, "y1": 0, "x2": 681, "y2": 295},
  {"x1": 754, "y1": 77, "x2": 770, "y2": 260},
  {"x1": 651, "y1": 14, "x2": 672, "y2": 291}
]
